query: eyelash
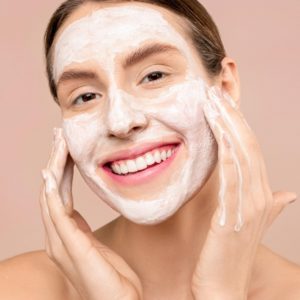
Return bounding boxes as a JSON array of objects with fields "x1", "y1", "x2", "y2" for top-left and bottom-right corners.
[
  {"x1": 72, "y1": 92, "x2": 101, "y2": 106},
  {"x1": 141, "y1": 71, "x2": 168, "y2": 84},
  {"x1": 71, "y1": 71, "x2": 168, "y2": 106}
]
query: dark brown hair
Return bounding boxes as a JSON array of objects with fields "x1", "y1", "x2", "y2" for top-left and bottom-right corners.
[{"x1": 44, "y1": 0, "x2": 226, "y2": 100}]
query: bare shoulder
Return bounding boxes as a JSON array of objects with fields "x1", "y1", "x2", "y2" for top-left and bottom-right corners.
[
  {"x1": 0, "y1": 250, "x2": 79, "y2": 300},
  {"x1": 250, "y1": 245, "x2": 300, "y2": 300}
]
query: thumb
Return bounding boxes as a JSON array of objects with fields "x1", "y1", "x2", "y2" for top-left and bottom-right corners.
[{"x1": 266, "y1": 191, "x2": 297, "y2": 228}]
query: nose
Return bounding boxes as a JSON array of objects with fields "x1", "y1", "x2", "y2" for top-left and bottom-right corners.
[{"x1": 106, "y1": 89, "x2": 149, "y2": 139}]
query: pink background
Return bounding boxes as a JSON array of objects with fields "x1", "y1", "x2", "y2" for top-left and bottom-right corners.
[{"x1": 0, "y1": 1, "x2": 299, "y2": 263}]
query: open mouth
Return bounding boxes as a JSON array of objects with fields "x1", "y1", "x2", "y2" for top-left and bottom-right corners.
[{"x1": 103, "y1": 143, "x2": 180, "y2": 176}]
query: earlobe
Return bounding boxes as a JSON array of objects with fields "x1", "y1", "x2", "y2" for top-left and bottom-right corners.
[{"x1": 220, "y1": 57, "x2": 241, "y2": 107}]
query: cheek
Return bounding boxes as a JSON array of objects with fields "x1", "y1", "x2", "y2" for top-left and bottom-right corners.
[
  {"x1": 62, "y1": 112, "x2": 104, "y2": 163},
  {"x1": 150, "y1": 80, "x2": 217, "y2": 172},
  {"x1": 144, "y1": 80, "x2": 207, "y2": 137}
]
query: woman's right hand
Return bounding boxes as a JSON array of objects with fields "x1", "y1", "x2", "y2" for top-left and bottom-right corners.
[{"x1": 39, "y1": 128, "x2": 143, "y2": 300}]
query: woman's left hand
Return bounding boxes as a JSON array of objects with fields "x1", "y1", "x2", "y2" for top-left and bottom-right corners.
[{"x1": 191, "y1": 87, "x2": 297, "y2": 300}]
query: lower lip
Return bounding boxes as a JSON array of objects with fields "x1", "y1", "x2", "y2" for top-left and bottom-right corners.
[{"x1": 101, "y1": 144, "x2": 181, "y2": 186}]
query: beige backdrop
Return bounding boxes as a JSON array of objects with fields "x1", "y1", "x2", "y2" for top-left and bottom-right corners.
[{"x1": 0, "y1": 1, "x2": 299, "y2": 263}]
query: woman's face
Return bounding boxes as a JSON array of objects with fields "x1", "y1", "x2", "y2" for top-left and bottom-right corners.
[{"x1": 53, "y1": 2, "x2": 218, "y2": 224}]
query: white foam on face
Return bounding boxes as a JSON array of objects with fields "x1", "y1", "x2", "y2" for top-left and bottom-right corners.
[
  {"x1": 54, "y1": 5, "x2": 219, "y2": 224},
  {"x1": 204, "y1": 88, "x2": 247, "y2": 232},
  {"x1": 53, "y1": 5, "x2": 201, "y2": 83},
  {"x1": 63, "y1": 79, "x2": 217, "y2": 224}
]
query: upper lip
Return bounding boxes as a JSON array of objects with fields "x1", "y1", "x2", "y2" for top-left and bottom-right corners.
[{"x1": 100, "y1": 139, "x2": 181, "y2": 166}]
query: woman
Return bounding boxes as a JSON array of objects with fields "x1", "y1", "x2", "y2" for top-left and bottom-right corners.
[{"x1": 1, "y1": 0, "x2": 300, "y2": 299}]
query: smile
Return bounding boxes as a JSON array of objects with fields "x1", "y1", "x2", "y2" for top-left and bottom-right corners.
[
  {"x1": 109, "y1": 144, "x2": 177, "y2": 175},
  {"x1": 101, "y1": 142, "x2": 181, "y2": 185}
]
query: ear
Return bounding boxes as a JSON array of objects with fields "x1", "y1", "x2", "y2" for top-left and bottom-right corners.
[{"x1": 218, "y1": 57, "x2": 241, "y2": 107}]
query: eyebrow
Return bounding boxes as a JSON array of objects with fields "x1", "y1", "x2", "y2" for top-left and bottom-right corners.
[
  {"x1": 57, "y1": 70, "x2": 98, "y2": 89},
  {"x1": 123, "y1": 43, "x2": 180, "y2": 68},
  {"x1": 56, "y1": 43, "x2": 180, "y2": 88}
]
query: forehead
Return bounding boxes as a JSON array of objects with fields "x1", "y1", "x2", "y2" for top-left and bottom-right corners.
[
  {"x1": 54, "y1": 2, "x2": 191, "y2": 43},
  {"x1": 53, "y1": 2, "x2": 195, "y2": 82}
]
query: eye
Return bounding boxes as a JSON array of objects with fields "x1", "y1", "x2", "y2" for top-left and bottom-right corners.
[
  {"x1": 72, "y1": 92, "x2": 101, "y2": 105},
  {"x1": 141, "y1": 71, "x2": 167, "y2": 84}
]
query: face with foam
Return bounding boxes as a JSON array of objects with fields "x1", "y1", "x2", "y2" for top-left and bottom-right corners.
[{"x1": 53, "y1": 2, "x2": 218, "y2": 224}]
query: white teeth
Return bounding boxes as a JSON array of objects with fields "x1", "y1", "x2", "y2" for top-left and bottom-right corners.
[
  {"x1": 120, "y1": 163, "x2": 128, "y2": 174},
  {"x1": 136, "y1": 157, "x2": 147, "y2": 171},
  {"x1": 127, "y1": 160, "x2": 138, "y2": 173},
  {"x1": 145, "y1": 152, "x2": 155, "y2": 166},
  {"x1": 110, "y1": 146, "x2": 177, "y2": 175},
  {"x1": 161, "y1": 150, "x2": 167, "y2": 161},
  {"x1": 111, "y1": 164, "x2": 118, "y2": 174},
  {"x1": 116, "y1": 164, "x2": 122, "y2": 174},
  {"x1": 154, "y1": 150, "x2": 162, "y2": 164},
  {"x1": 166, "y1": 149, "x2": 172, "y2": 158}
]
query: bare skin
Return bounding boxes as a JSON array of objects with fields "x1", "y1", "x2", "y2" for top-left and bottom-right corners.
[
  {"x1": 1, "y1": 153, "x2": 300, "y2": 299},
  {"x1": 1, "y1": 227, "x2": 300, "y2": 299},
  {"x1": 0, "y1": 157, "x2": 300, "y2": 299},
  {"x1": 1, "y1": 2, "x2": 300, "y2": 299}
]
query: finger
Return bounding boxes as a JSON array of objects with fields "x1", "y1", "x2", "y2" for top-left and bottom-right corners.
[
  {"x1": 207, "y1": 87, "x2": 258, "y2": 170},
  {"x1": 41, "y1": 127, "x2": 72, "y2": 255},
  {"x1": 203, "y1": 101, "x2": 243, "y2": 231},
  {"x1": 39, "y1": 185, "x2": 52, "y2": 250},
  {"x1": 41, "y1": 169, "x2": 78, "y2": 269},
  {"x1": 213, "y1": 88, "x2": 278, "y2": 215},
  {"x1": 47, "y1": 128, "x2": 69, "y2": 185},
  {"x1": 206, "y1": 86, "x2": 269, "y2": 217},
  {"x1": 39, "y1": 183, "x2": 65, "y2": 255},
  {"x1": 60, "y1": 154, "x2": 74, "y2": 215},
  {"x1": 208, "y1": 86, "x2": 256, "y2": 145},
  {"x1": 208, "y1": 87, "x2": 269, "y2": 184},
  {"x1": 47, "y1": 127, "x2": 73, "y2": 212},
  {"x1": 40, "y1": 176, "x2": 85, "y2": 288},
  {"x1": 265, "y1": 191, "x2": 297, "y2": 228},
  {"x1": 205, "y1": 86, "x2": 255, "y2": 168},
  {"x1": 42, "y1": 169, "x2": 121, "y2": 281}
]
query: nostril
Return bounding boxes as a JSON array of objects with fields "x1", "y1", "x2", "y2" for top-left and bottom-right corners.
[
  {"x1": 132, "y1": 126, "x2": 142, "y2": 132},
  {"x1": 107, "y1": 115, "x2": 149, "y2": 139}
]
